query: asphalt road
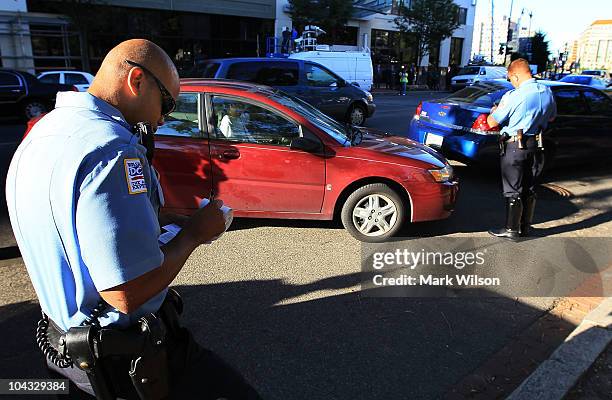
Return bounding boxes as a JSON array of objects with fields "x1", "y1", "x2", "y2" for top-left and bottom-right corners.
[{"x1": 1, "y1": 93, "x2": 611, "y2": 399}]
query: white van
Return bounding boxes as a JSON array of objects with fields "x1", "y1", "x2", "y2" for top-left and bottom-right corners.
[
  {"x1": 450, "y1": 66, "x2": 507, "y2": 91},
  {"x1": 289, "y1": 51, "x2": 373, "y2": 91}
]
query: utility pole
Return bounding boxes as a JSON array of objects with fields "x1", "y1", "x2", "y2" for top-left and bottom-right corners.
[
  {"x1": 528, "y1": 11, "x2": 533, "y2": 37},
  {"x1": 490, "y1": 0, "x2": 495, "y2": 63},
  {"x1": 504, "y1": 0, "x2": 514, "y2": 65}
]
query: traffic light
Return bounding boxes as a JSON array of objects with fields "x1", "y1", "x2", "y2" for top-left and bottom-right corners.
[
  {"x1": 507, "y1": 29, "x2": 513, "y2": 42},
  {"x1": 499, "y1": 44, "x2": 505, "y2": 55}
]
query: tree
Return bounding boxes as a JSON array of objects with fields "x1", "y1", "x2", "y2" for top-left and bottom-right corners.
[
  {"x1": 529, "y1": 31, "x2": 551, "y2": 74},
  {"x1": 394, "y1": 0, "x2": 461, "y2": 67},
  {"x1": 287, "y1": 0, "x2": 354, "y2": 43}
]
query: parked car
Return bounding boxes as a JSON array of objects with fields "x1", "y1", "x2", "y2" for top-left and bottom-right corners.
[
  {"x1": 560, "y1": 74, "x2": 610, "y2": 92},
  {"x1": 450, "y1": 65, "x2": 507, "y2": 91},
  {"x1": 289, "y1": 50, "x2": 373, "y2": 90},
  {"x1": 551, "y1": 72, "x2": 570, "y2": 81},
  {"x1": 142, "y1": 79, "x2": 456, "y2": 242},
  {"x1": 0, "y1": 69, "x2": 75, "y2": 120},
  {"x1": 580, "y1": 69, "x2": 610, "y2": 82},
  {"x1": 182, "y1": 58, "x2": 376, "y2": 126},
  {"x1": 407, "y1": 80, "x2": 612, "y2": 169},
  {"x1": 38, "y1": 70, "x2": 94, "y2": 92}
]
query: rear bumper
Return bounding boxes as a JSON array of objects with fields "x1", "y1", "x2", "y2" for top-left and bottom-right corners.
[{"x1": 407, "y1": 118, "x2": 499, "y2": 164}]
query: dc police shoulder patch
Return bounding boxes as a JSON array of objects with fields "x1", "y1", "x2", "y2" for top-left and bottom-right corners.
[{"x1": 124, "y1": 158, "x2": 147, "y2": 194}]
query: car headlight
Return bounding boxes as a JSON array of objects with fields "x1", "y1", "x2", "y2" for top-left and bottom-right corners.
[
  {"x1": 428, "y1": 164, "x2": 453, "y2": 183},
  {"x1": 365, "y1": 91, "x2": 373, "y2": 102}
]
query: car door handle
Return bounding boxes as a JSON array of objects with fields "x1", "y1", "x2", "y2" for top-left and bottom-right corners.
[{"x1": 219, "y1": 149, "x2": 240, "y2": 160}]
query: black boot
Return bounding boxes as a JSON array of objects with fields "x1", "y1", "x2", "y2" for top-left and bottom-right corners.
[
  {"x1": 488, "y1": 197, "x2": 523, "y2": 241},
  {"x1": 520, "y1": 194, "x2": 537, "y2": 236}
]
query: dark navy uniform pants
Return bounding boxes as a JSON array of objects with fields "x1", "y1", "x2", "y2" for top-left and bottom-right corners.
[{"x1": 500, "y1": 137, "x2": 544, "y2": 198}]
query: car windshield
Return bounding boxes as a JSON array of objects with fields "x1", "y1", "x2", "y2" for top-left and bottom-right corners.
[
  {"x1": 270, "y1": 90, "x2": 351, "y2": 145},
  {"x1": 560, "y1": 76, "x2": 592, "y2": 85},
  {"x1": 457, "y1": 67, "x2": 481, "y2": 76},
  {"x1": 444, "y1": 82, "x2": 510, "y2": 107}
]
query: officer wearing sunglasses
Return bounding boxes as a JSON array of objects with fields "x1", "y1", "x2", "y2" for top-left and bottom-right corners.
[{"x1": 6, "y1": 39, "x2": 261, "y2": 399}]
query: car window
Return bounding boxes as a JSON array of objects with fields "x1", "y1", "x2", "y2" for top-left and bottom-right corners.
[
  {"x1": 553, "y1": 90, "x2": 588, "y2": 115},
  {"x1": 0, "y1": 72, "x2": 20, "y2": 86},
  {"x1": 65, "y1": 73, "x2": 88, "y2": 85},
  {"x1": 39, "y1": 73, "x2": 60, "y2": 84},
  {"x1": 305, "y1": 63, "x2": 338, "y2": 87},
  {"x1": 156, "y1": 93, "x2": 201, "y2": 137},
  {"x1": 445, "y1": 82, "x2": 510, "y2": 107},
  {"x1": 226, "y1": 62, "x2": 299, "y2": 86},
  {"x1": 457, "y1": 67, "x2": 480, "y2": 76},
  {"x1": 211, "y1": 96, "x2": 301, "y2": 146},
  {"x1": 200, "y1": 62, "x2": 220, "y2": 78},
  {"x1": 583, "y1": 90, "x2": 612, "y2": 116}
]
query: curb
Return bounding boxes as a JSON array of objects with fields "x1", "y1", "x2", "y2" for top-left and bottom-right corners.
[{"x1": 507, "y1": 297, "x2": 612, "y2": 400}]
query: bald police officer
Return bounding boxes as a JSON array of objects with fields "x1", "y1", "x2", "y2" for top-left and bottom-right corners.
[
  {"x1": 6, "y1": 39, "x2": 261, "y2": 399},
  {"x1": 487, "y1": 59, "x2": 557, "y2": 241}
]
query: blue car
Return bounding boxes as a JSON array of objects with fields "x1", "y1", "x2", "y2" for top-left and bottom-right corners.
[{"x1": 407, "y1": 80, "x2": 612, "y2": 168}]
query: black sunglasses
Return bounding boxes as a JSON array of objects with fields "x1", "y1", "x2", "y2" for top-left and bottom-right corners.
[{"x1": 125, "y1": 60, "x2": 176, "y2": 116}]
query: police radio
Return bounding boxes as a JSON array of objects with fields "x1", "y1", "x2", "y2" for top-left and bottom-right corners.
[{"x1": 133, "y1": 122, "x2": 155, "y2": 164}]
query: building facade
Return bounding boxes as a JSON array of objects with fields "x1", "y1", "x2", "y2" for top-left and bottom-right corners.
[
  {"x1": 277, "y1": 0, "x2": 476, "y2": 69},
  {"x1": 573, "y1": 20, "x2": 612, "y2": 71},
  {"x1": 5, "y1": 0, "x2": 276, "y2": 74},
  {"x1": 472, "y1": 14, "x2": 517, "y2": 65}
]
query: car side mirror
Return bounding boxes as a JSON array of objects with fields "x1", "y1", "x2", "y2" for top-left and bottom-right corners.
[
  {"x1": 329, "y1": 81, "x2": 338, "y2": 88},
  {"x1": 290, "y1": 137, "x2": 322, "y2": 153}
]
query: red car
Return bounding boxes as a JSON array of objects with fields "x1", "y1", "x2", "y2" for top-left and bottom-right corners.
[{"x1": 153, "y1": 80, "x2": 458, "y2": 242}]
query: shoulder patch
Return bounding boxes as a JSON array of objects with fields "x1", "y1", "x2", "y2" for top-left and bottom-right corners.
[{"x1": 124, "y1": 158, "x2": 147, "y2": 194}]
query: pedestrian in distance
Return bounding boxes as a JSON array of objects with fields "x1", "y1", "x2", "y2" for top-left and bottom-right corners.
[
  {"x1": 6, "y1": 39, "x2": 262, "y2": 400},
  {"x1": 486, "y1": 58, "x2": 557, "y2": 241},
  {"x1": 399, "y1": 65, "x2": 409, "y2": 95}
]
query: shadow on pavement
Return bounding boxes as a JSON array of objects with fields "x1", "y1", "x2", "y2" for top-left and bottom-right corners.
[{"x1": 0, "y1": 275, "x2": 574, "y2": 400}]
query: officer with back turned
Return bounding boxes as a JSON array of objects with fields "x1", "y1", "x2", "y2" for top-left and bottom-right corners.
[{"x1": 486, "y1": 58, "x2": 557, "y2": 241}]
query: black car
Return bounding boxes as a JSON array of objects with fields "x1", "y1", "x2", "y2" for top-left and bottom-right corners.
[
  {"x1": 407, "y1": 80, "x2": 612, "y2": 169},
  {"x1": 0, "y1": 69, "x2": 75, "y2": 121},
  {"x1": 182, "y1": 58, "x2": 376, "y2": 126}
]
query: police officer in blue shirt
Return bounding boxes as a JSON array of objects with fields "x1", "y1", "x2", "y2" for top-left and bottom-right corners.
[
  {"x1": 486, "y1": 59, "x2": 557, "y2": 241},
  {"x1": 6, "y1": 39, "x2": 261, "y2": 399}
]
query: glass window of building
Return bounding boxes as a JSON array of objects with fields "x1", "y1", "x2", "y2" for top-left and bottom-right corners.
[{"x1": 449, "y1": 37, "x2": 464, "y2": 66}]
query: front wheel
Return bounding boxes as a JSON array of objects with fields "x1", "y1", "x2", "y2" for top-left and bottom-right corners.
[
  {"x1": 341, "y1": 183, "x2": 407, "y2": 242},
  {"x1": 347, "y1": 103, "x2": 367, "y2": 126},
  {"x1": 23, "y1": 100, "x2": 47, "y2": 120}
]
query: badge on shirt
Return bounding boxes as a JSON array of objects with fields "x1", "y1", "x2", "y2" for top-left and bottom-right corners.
[{"x1": 124, "y1": 158, "x2": 148, "y2": 195}]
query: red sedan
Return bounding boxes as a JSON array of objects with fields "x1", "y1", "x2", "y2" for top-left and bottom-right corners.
[{"x1": 154, "y1": 80, "x2": 458, "y2": 242}]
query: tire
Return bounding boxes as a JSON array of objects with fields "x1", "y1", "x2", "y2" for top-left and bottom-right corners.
[
  {"x1": 23, "y1": 100, "x2": 47, "y2": 120},
  {"x1": 347, "y1": 103, "x2": 367, "y2": 126},
  {"x1": 340, "y1": 183, "x2": 407, "y2": 242}
]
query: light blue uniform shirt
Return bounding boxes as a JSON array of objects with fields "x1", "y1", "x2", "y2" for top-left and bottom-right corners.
[
  {"x1": 491, "y1": 79, "x2": 557, "y2": 136},
  {"x1": 6, "y1": 92, "x2": 167, "y2": 331}
]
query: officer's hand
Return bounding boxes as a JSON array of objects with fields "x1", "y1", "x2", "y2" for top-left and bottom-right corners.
[{"x1": 182, "y1": 200, "x2": 226, "y2": 244}]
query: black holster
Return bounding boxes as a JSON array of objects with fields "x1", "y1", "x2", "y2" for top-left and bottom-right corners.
[
  {"x1": 499, "y1": 132, "x2": 510, "y2": 156},
  {"x1": 129, "y1": 314, "x2": 170, "y2": 400}
]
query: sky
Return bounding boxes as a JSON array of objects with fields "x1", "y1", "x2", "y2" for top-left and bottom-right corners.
[{"x1": 475, "y1": 0, "x2": 612, "y2": 54}]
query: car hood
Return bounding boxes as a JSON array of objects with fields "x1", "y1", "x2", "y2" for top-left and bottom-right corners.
[{"x1": 351, "y1": 128, "x2": 447, "y2": 168}]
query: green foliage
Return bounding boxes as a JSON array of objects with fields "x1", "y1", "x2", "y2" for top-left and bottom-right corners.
[
  {"x1": 530, "y1": 32, "x2": 551, "y2": 74},
  {"x1": 394, "y1": 0, "x2": 461, "y2": 66},
  {"x1": 287, "y1": 0, "x2": 354, "y2": 42}
]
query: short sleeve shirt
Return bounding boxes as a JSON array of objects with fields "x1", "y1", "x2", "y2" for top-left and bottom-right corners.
[
  {"x1": 491, "y1": 79, "x2": 557, "y2": 136},
  {"x1": 6, "y1": 92, "x2": 166, "y2": 331}
]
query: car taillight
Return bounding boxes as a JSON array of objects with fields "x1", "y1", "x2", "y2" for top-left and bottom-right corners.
[
  {"x1": 415, "y1": 102, "x2": 422, "y2": 118},
  {"x1": 471, "y1": 113, "x2": 499, "y2": 133}
]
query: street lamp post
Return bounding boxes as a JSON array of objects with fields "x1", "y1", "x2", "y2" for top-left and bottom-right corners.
[
  {"x1": 504, "y1": 0, "x2": 514, "y2": 65},
  {"x1": 490, "y1": 0, "x2": 495, "y2": 63}
]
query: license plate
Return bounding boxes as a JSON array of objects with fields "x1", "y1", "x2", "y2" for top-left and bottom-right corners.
[{"x1": 425, "y1": 133, "x2": 444, "y2": 147}]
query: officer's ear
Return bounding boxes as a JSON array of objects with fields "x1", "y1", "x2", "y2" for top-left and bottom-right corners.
[{"x1": 126, "y1": 67, "x2": 146, "y2": 97}]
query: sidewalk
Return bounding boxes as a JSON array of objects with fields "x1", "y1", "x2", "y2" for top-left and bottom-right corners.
[{"x1": 508, "y1": 297, "x2": 612, "y2": 400}]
